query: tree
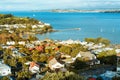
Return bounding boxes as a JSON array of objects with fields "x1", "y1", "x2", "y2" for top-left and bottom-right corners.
[
  {"x1": 59, "y1": 46, "x2": 72, "y2": 55},
  {"x1": 0, "y1": 76, "x2": 10, "y2": 80},
  {"x1": 85, "y1": 37, "x2": 110, "y2": 46},
  {"x1": 41, "y1": 71, "x2": 85, "y2": 80},
  {"x1": 112, "y1": 76, "x2": 120, "y2": 80},
  {"x1": 16, "y1": 71, "x2": 31, "y2": 80},
  {"x1": 73, "y1": 57, "x2": 89, "y2": 69},
  {"x1": 97, "y1": 50, "x2": 116, "y2": 65},
  {"x1": 3, "y1": 14, "x2": 13, "y2": 18}
]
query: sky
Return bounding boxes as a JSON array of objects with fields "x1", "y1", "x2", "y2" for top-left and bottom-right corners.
[{"x1": 0, "y1": 0, "x2": 120, "y2": 11}]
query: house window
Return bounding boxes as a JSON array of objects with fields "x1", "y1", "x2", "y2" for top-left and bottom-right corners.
[{"x1": 3, "y1": 72, "x2": 5, "y2": 74}]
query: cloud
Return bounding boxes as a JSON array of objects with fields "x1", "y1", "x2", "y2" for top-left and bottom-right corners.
[{"x1": 0, "y1": 0, "x2": 120, "y2": 11}]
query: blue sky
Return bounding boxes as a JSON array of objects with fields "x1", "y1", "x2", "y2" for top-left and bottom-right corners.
[{"x1": 0, "y1": 0, "x2": 120, "y2": 11}]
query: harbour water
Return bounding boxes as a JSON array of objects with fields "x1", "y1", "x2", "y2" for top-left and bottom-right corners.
[{"x1": 1, "y1": 11, "x2": 120, "y2": 44}]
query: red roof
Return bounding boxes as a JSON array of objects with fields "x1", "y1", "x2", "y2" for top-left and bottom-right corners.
[
  {"x1": 30, "y1": 62, "x2": 39, "y2": 68},
  {"x1": 117, "y1": 53, "x2": 120, "y2": 57},
  {"x1": 29, "y1": 48, "x2": 34, "y2": 51},
  {"x1": 48, "y1": 56, "x2": 54, "y2": 61},
  {"x1": 54, "y1": 47, "x2": 59, "y2": 51},
  {"x1": 35, "y1": 46, "x2": 44, "y2": 52},
  {"x1": 89, "y1": 78, "x2": 96, "y2": 80}
]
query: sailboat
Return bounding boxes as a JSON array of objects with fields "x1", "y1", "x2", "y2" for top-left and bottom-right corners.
[
  {"x1": 100, "y1": 28, "x2": 103, "y2": 32},
  {"x1": 33, "y1": 14, "x2": 35, "y2": 17},
  {"x1": 112, "y1": 28, "x2": 115, "y2": 32}
]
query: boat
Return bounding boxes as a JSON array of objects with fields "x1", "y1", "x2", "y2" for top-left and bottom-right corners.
[
  {"x1": 100, "y1": 28, "x2": 103, "y2": 32},
  {"x1": 33, "y1": 14, "x2": 35, "y2": 17},
  {"x1": 112, "y1": 28, "x2": 115, "y2": 32}
]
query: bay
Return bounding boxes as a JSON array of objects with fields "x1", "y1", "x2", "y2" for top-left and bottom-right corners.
[{"x1": 1, "y1": 11, "x2": 120, "y2": 44}]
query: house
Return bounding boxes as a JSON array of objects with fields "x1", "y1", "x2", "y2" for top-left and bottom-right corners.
[
  {"x1": 88, "y1": 43, "x2": 105, "y2": 50},
  {"x1": 61, "y1": 54, "x2": 71, "y2": 59},
  {"x1": 61, "y1": 54, "x2": 74, "y2": 64},
  {"x1": 91, "y1": 49, "x2": 103, "y2": 55},
  {"x1": 12, "y1": 52, "x2": 26, "y2": 58},
  {"x1": 35, "y1": 46, "x2": 44, "y2": 52},
  {"x1": 48, "y1": 58, "x2": 64, "y2": 70},
  {"x1": 80, "y1": 51, "x2": 96, "y2": 61},
  {"x1": 117, "y1": 67, "x2": 120, "y2": 72},
  {"x1": 80, "y1": 41, "x2": 87, "y2": 45},
  {"x1": 86, "y1": 59, "x2": 100, "y2": 66},
  {"x1": 32, "y1": 25, "x2": 37, "y2": 28},
  {"x1": 116, "y1": 49, "x2": 120, "y2": 54},
  {"x1": 0, "y1": 63, "x2": 11, "y2": 76},
  {"x1": 32, "y1": 40, "x2": 41, "y2": 45},
  {"x1": 44, "y1": 23, "x2": 50, "y2": 26},
  {"x1": 104, "y1": 48, "x2": 113, "y2": 51},
  {"x1": 58, "y1": 39, "x2": 81, "y2": 45},
  {"x1": 6, "y1": 41, "x2": 15, "y2": 45},
  {"x1": 29, "y1": 62, "x2": 40, "y2": 74},
  {"x1": 86, "y1": 42, "x2": 94, "y2": 47},
  {"x1": 18, "y1": 41, "x2": 25, "y2": 45},
  {"x1": 26, "y1": 44, "x2": 35, "y2": 48},
  {"x1": 72, "y1": 53, "x2": 81, "y2": 61}
]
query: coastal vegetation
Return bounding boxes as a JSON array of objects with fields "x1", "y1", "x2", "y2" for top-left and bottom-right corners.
[
  {"x1": 85, "y1": 37, "x2": 110, "y2": 46},
  {"x1": 0, "y1": 14, "x2": 39, "y2": 25}
]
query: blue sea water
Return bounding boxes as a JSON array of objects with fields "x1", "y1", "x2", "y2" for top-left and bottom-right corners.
[{"x1": 1, "y1": 11, "x2": 120, "y2": 44}]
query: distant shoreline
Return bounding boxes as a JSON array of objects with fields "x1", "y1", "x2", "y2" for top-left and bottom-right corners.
[
  {"x1": 32, "y1": 9, "x2": 120, "y2": 13},
  {"x1": 51, "y1": 9, "x2": 120, "y2": 13}
]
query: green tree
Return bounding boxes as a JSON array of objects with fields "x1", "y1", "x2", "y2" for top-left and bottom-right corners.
[
  {"x1": 73, "y1": 57, "x2": 89, "y2": 69},
  {"x1": 41, "y1": 71, "x2": 85, "y2": 80},
  {"x1": 0, "y1": 76, "x2": 10, "y2": 80},
  {"x1": 59, "y1": 46, "x2": 72, "y2": 55}
]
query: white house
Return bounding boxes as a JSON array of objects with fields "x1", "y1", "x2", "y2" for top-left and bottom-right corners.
[
  {"x1": 38, "y1": 25, "x2": 44, "y2": 28},
  {"x1": 104, "y1": 48, "x2": 113, "y2": 51},
  {"x1": 26, "y1": 44, "x2": 35, "y2": 48},
  {"x1": 72, "y1": 53, "x2": 81, "y2": 61},
  {"x1": 6, "y1": 41, "x2": 15, "y2": 45},
  {"x1": 116, "y1": 49, "x2": 120, "y2": 54},
  {"x1": 32, "y1": 25, "x2": 37, "y2": 28},
  {"x1": 18, "y1": 41, "x2": 25, "y2": 45},
  {"x1": 80, "y1": 41, "x2": 87, "y2": 45},
  {"x1": 80, "y1": 51, "x2": 96, "y2": 60},
  {"x1": 48, "y1": 58, "x2": 64, "y2": 70},
  {"x1": 44, "y1": 23, "x2": 50, "y2": 26},
  {"x1": 0, "y1": 63, "x2": 11, "y2": 76},
  {"x1": 32, "y1": 40, "x2": 41, "y2": 45},
  {"x1": 29, "y1": 62, "x2": 40, "y2": 74}
]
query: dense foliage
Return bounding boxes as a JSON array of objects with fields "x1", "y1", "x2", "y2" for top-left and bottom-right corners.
[
  {"x1": 41, "y1": 71, "x2": 85, "y2": 80},
  {"x1": 73, "y1": 57, "x2": 89, "y2": 69},
  {"x1": 97, "y1": 50, "x2": 117, "y2": 65},
  {"x1": 59, "y1": 44, "x2": 88, "y2": 57},
  {"x1": 85, "y1": 37, "x2": 110, "y2": 46}
]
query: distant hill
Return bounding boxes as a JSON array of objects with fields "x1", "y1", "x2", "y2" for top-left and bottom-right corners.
[{"x1": 49, "y1": 9, "x2": 120, "y2": 13}]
